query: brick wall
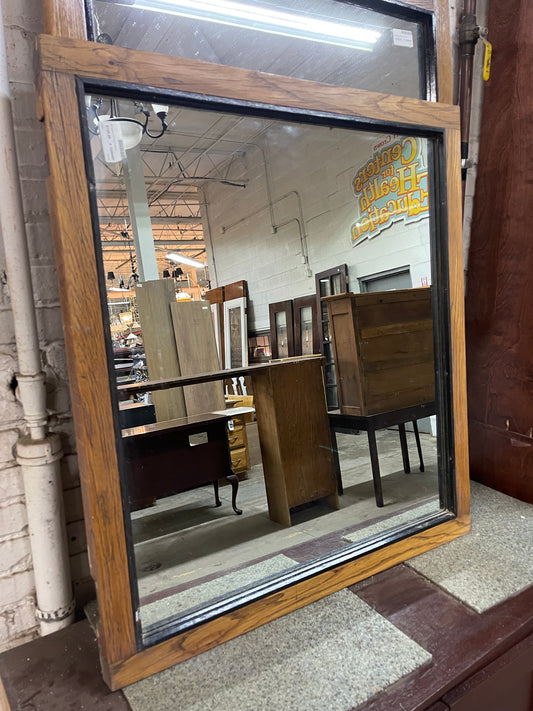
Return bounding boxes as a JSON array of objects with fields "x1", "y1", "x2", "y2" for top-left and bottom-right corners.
[{"x1": 0, "y1": 0, "x2": 92, "y2": 653}]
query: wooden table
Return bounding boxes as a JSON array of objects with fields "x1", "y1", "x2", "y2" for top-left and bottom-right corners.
[
  {"x1": 329, "y1": 401, "x2": 436, "y2": 507},
  {"x1": 122, "y1": 411, "x2": 242, "y2": 514}
]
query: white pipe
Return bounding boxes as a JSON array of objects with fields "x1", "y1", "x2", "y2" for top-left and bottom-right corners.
[{"x1": 0, "y1": 2, "x2": 74, "y2": 633}]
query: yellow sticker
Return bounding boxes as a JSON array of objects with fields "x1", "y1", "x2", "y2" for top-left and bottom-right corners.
[{"x1": 482, "y1": 39, "x2": 492, "y2": 81}]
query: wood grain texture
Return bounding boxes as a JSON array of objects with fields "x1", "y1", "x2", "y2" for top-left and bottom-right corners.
[
  {"x1": 434, "y1": 0, "x2": 454, "y2": 104},
  {"x1": 42, "y1": 0, "x2": 87, "y2": 39},
  {"x1": 465, "y1": 0, "x2": 533, "y2": 505},
  {"x1": 135, "y1": 280, "x2": 186, "y2": 422},
  {"x1": 107, "y1": 516, "x2": 469, "y2": 689},
  {"x1": 38, "y1": 19, "x2": 469, "y2": 689},
  {"x1": 38, "y1": 71, "x2": 136, "y2": 669},
  {"x1": 170, "y1": 300, "x2": 225, "y2": 417},
  {"x1": 445, "y1": 127, "x2": 470, "y2": 520},
  {"x1": 38, "y1": 35, "x2": 459, "y2": 130},
  {"x1": 325, "y1": 289, "x2": 435, "y2": 416},
  {"x1": 252, "y1": 358, "x2": 338, "y2": 526}
]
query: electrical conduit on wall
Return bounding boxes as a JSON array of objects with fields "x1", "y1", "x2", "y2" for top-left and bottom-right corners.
[{"x1": 0, "y1": 1, "x2": 74, "y2": 633}]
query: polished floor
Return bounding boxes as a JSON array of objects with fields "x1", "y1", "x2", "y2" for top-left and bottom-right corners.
[{"x1": 130, "y1": 422, "x2": 440, "y2": 627}]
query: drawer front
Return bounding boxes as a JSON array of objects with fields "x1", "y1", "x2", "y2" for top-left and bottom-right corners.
[
  {"x1": 230, "y1": 446, "x2": 248, "y2": 472},
  {"x1": 227, "y1": 428, "x2": 246, "y2": 450}
]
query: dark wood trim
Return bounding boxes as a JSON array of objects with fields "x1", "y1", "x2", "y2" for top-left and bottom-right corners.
[
  {"x1": 293, "y1": 295, "x2": 321, "y2": 356},
  {"x1": 268, "y1": 300, "x2": 294, "y2": 360}
]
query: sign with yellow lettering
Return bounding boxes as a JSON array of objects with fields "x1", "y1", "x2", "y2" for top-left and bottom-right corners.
[{"x1": 351, "y1": 136, "x2": 429, "y2": 245}]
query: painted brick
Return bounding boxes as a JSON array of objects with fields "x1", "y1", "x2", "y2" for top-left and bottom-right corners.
[
  {"x1": 0, "y1": 429, "x2": 18, "y2": 467},
  {"x1": 63, "y1": 485, "x2": 84, "y2": 524},
  {"x1": 2, "y1": 0, "x2": 44, "y2": 33},
  {"x1": 0, "y1": 497, "x2": 27, "y2": 539},
  {"x1": 30, "y1": 265, "x2": 62, "y2": 306},
  {"x1": 59, "y1": 453, "x2": 81, "y2": 491},
  {"x1": 13, "y1": 125, "x2": 48, "y2": 169},
  {"x1": 69, "y1": 550, "x2": 91, "y2": 582},
  {"x1": 0, "y1": 596, "x2": 38, "y2": 653},
  {"x1": 0, "y1": 536, "x2": 32, "y2": 577},
  {"x1": 72, "y1": 576, "x2": 96, "y2": 611},
  {"x1": 0, "y1": 465, "x2": 24, "y2": 498},
  {"x1": 10, "y1": 81, "x2": 41, "y2": 127},
  {"x1": 19, "y1": 178, "x2": 50, "y2": 220},
  {"x1": 35, "y1": 307, "x2": 64, "y2": 345},
  {"x1": 25, "y1": 221, "x2": 57, "y2": 266},
  {"x1": 0, "y1": 309, "x2": 16, "y2": 346},
  {"x1": 0, "y1": 569, "x2": 35, "y2": 608},
  {"x1": 3, "y1": 25, "x2": 38, "y2": 85},
  {"x1": 66, "y1": 519, "x2": 87, "y2": 557}
]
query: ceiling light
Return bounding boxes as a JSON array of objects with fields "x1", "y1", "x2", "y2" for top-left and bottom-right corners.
[
  {"x1": 131, "y1": 0, "x2": 381, "y2": 50},
  {"x1": 87, "y1": 100, "x2": 169, "y2": 153},
  {"x1": 166, "y1": 252, "x2": 205, "y2": 269}
]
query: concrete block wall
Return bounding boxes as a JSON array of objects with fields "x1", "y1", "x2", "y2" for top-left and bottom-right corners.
[
  {"x1": 206, "y1": 125, "x2": 431, "y2": 331},
  {"x1": 0, "y1": 0, "x2": 92, "y2": 653}
]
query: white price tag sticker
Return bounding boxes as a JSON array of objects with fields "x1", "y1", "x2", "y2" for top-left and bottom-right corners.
[
  {"x1": 100, "y1": 120, "x2": 126, "y2": 163},
  {"x1": 392, "y1": 28, "x2": 414, "y2": 48}
]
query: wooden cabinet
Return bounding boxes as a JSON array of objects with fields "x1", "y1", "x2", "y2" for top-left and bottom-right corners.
[
  {"x1": 324, "y1": 288, "x2": 435, "y2": 416},
  {"x1": 227, "y1": 413, "x2": 250, "y2": 475},
  {"x1": 252, "y1": 357, "x2": 338, "y2": 526}
]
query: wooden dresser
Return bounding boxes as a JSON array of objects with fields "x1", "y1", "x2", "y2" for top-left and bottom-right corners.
[
  {"x1": 225, "y1": 400, "x2": 252, "y2": 477},
  {"x1": 324, "y1": 287, "x2": 435, "y2": 416}
]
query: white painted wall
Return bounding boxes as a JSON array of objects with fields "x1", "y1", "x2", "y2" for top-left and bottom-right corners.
[
  {"x1": 0, "y1": 0, "x2": 90, "y2": 652},
  {"x1": 205, "y1": 123, "x2": 431, "y2": 331}
]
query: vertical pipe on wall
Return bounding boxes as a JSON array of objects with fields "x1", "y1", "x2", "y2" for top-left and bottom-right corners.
[
  {"x1": 458, "y1": 0, "x2": 478, "y2": 193},
  {"x1": 0, "y1": 1, "x2": 74, "y2": 633}
]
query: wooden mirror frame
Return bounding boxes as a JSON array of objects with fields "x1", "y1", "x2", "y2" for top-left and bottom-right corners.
[{"x1": 37, "y1": 1, "x2": 468, "y2": 691}]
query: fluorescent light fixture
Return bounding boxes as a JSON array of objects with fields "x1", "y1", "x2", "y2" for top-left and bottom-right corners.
[
  {"x1": 131, "y1": 0, "x2": 381, "y2": 50},
  {"x1": 166, "y1": 252, "x2": 205, "y2": 269}
]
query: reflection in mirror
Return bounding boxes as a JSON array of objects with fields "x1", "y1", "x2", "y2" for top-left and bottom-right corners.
[
  {"x1": 83, "y1": 91, "x2": 443, "y2": 640},
  {"x1": 90, "y1": 0, "x2": 429, "y2": 99}
]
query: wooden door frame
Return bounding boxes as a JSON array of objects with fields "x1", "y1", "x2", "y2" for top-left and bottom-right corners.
[
  {"x1": 269, "y1": 299, "x2": 295, "y2": 360},
  {"x1": 293, "y1": 295, "x2": 321, "y2": 356},
  {"x1": 36, "y1": 13, "x2": 466, "y2": 691}
]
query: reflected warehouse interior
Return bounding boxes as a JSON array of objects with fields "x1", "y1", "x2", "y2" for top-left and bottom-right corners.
[{"x1": 83, "y1": 89, "x2": 444, "y2": 641}]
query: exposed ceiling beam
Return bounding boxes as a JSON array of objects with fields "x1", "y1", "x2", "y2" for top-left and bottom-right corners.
[
  {"x1": 101, "y1": 240, "x2": 205, "y2": 248},
  {"x1": 98, "y1": 216, "x2": 201, "y2": 225}
]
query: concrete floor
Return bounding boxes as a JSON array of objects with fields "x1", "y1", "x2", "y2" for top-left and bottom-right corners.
[{"x1": 130, "y1": 423, "x2": 440, "y2": 631}]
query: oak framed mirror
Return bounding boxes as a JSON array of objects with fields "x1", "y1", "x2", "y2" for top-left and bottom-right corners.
[{"x1": 38, "y1": 0, "x2": 468, "y2": 690}]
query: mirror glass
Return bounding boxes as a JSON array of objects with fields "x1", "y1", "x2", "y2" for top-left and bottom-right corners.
[
  {"x1": 83, "y1": 89, "x2": 447, "y2": 643},
  {"x1": 89, "y1": 0, "x2": 428, "y2": 99}
]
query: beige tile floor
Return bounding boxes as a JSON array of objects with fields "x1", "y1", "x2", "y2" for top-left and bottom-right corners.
[{"x1": 130, "y1": 423, "x2": 440, "y2": 627}]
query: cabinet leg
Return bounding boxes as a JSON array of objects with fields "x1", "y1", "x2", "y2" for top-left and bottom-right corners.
[
  {"x1": 213, "y1": 480, "x2": 222, "y2": 507},
  {"x1": 412, "y1": 420, "x2": 425, "y2": 472},
  {"x1": 225, "y1": 472, "x2": 242, "y2": 515},
  {"x1": 367, "y1": 429, "x2": 384, "y2": 507},
  {"x1": 398, "y1": 423, "x2": 411, "y2": 473},
  {"x1": 329, "y1": 426, "x2": 344, "y2": 495}
]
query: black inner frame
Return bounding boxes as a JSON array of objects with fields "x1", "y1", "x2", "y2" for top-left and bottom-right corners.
[
  {"x1": 84, "y1": 0, "x2": 438, "y2": 102},
  {"x1": 77, "y1": 75, "x2": 457, "y2": 651}
]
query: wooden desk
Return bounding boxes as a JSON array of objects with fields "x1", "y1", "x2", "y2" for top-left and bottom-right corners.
[
  {"x1": 119, "y1": 358, "x2": 338, "y2": 526},
  {"x1": 122, "y1": 412, "x2": 242, "y2": 515},
  {"x1": 329, "y1": 401, "x2": 436, "y2": 507}
]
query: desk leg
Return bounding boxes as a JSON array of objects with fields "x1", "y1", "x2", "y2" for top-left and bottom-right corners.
[
  {"x1": 329, "y1": 426, "x2": 344, "y2": 495},
  {"x1": 412, "y1": 421, "x2": 425, "y2": 472},
  {"x1": 398, "y1": 424, "x2": 411, "y2": 474},
  {"x1": 367, "y1": 429, "x2": 384, "y2": 507},
  {"x1": 225, "y1": 473, "x2": 243, "y2": 515},
  {"x1": 213, "y1": 480, "x2": 222, "y2": 507}
]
